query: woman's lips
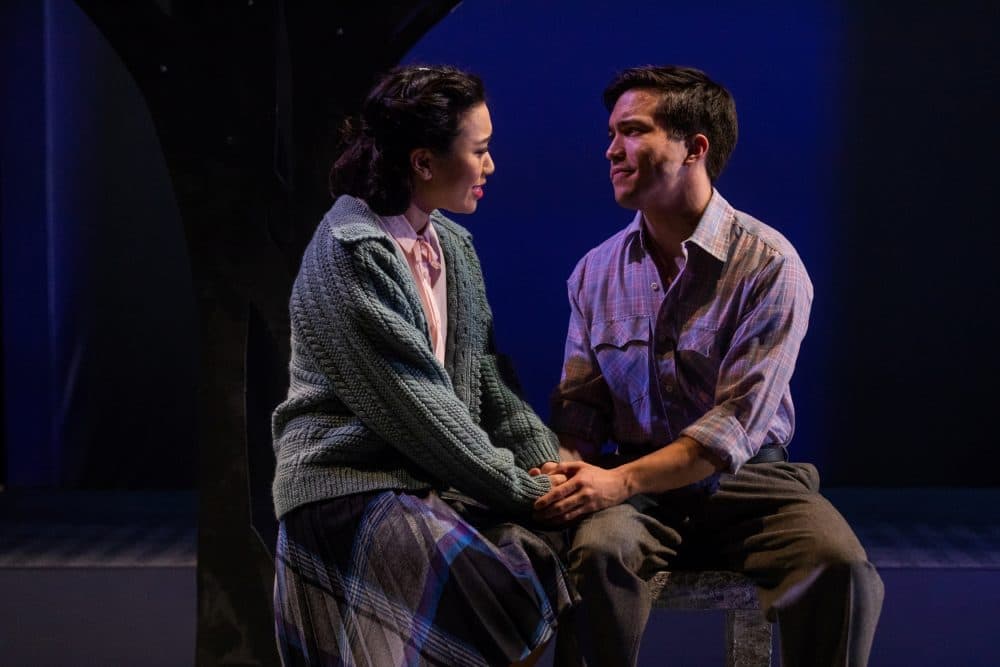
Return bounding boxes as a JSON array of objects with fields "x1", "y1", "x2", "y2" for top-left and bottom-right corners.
[{"x1": 472, "y1": 185, "x2": 484, "y2": 199}]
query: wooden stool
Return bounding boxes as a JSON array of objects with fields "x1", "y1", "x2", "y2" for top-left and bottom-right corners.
[{"x1": 649, "y1": 570, "x2": 772, "y2": 667}]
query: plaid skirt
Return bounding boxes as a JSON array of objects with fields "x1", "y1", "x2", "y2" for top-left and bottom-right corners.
[{"x1": 274, "y1": 489, "x2": 577, "y2": 667}]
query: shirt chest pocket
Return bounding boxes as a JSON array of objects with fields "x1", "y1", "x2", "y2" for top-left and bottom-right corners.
[
  {"x1": 591, "y1": 317, "x2": 650, "y2": 407},
  {"x1": 675, "y1": 324, "x2": 723, "y2": 402}
]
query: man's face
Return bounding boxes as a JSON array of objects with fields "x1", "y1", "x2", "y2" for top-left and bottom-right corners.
[{"x1": 606, "y1": 88, "x2": 692, "y2": 211}]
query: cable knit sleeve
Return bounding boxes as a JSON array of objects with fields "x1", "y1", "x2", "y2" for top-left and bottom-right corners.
[
  {"x1": 290, "y1": 218, "x2": 552, "y2": 512},
  {"x1": 477, "y1": 321, "x2": 560, "y2": 471}
]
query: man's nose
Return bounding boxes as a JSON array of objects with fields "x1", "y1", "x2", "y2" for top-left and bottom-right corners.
[{"x1": 606, "y1": 135, "x2": 623, "y2": 161}]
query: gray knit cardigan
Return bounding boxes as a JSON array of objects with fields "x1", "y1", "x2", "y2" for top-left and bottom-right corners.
[{"x1": 271, "y1": 195, "x2": 558, "y2": 519}]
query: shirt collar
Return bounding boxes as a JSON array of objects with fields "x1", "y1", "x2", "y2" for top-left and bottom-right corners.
[
  {"x1": 376, "y1": 213, "x2": 441, "y2": 254},
  {"x1": 686, "y1": 188, "x2": 732, "y2": 262},
  {"x1": 625, "y1": 188, "x2": 733, "y2": 264}
]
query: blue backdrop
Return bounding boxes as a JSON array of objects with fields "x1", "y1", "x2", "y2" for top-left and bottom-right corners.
[
  {"x1": 2, "y1": 0, "x2": 996, "y2": 487},
  {"x1": 405, "y1": 0, "x2": 842, "y2": 471}
]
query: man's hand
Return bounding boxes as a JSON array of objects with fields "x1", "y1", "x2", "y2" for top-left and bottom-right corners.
[{"x1": 532, "y1": 461, "x2": 632, "y2": 523}]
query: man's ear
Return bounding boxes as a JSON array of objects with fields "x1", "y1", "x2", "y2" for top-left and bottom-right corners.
[
  {"x1": 410, "y1": 148, "x2": 433, "y2": 181},
  {"x1": 685, "y1": 133, "x2": 709, "y2": 165}
]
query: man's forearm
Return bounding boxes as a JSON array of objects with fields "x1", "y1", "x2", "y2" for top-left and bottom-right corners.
[{"x1": 619, "y1": 435, "x2": 725, "y2": 496}]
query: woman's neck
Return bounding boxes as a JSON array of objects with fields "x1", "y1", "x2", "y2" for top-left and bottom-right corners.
[{"x1": 403, "y1": 200, "x2": 432, "y2": 234}]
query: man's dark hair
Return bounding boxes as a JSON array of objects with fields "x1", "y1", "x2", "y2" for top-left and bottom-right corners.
[
  {"x1": 603, "y1": 65, "x2": 738, "y2": 181},
  {"x1": 329, "y1": 65, "x2": 486, "y2": 215}
]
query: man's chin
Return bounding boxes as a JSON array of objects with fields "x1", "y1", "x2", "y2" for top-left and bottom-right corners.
[{"x1": 613, "y1": 189, "x2": 637, "y2": 209}]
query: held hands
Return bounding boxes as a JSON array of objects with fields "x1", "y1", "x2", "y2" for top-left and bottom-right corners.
[
  {"x1": 529, "y1": 461, "x2": 568, "y2": 489},
  {"x1": 526, "y1": 436, "x2": 720, "y2": 524},
  {"x1": 529, "y1": 461, "x2": 631, "y2": 524}
]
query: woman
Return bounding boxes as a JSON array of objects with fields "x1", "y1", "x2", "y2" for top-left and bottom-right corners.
[{"x1": 271, "y1": 65, "x2": 575, "y2": 667}]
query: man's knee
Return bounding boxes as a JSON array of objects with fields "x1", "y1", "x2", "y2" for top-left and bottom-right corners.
[
  {"x1": 804, "y1": 519, "x2": 871, "y2": 571},
  {"x1": 797, "y1": 529, "x2": 884, "y2": 607},
  {"x1": 567, "y1": 503, "x2": 670, "y2": 579},
  {"x1": 569, "y1": 506, "x2": 640, "y2": 567},
  {"x1": 785, "y1": 495, "x2": 873, "y2": 571}
]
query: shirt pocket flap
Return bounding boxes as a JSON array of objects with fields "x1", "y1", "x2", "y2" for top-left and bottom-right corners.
[
  {"x1": 677, "y1": 324, "x2": 719, "y2": 358},
  {"x1": 591, "y1": 316, "x2": 649, "y2": 350},
  {"x1": 590, "y1": 316, "x2": 650, "y2": 407}
]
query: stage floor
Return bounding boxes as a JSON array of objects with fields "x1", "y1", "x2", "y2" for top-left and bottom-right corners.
[{"x1": 1, "y1": 488, "x2": 998, "y2": 666}]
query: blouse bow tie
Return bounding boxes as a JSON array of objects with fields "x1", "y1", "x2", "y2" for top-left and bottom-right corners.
[{"x1": 414, "y1": 236, "x2": 441, "y2": 271}]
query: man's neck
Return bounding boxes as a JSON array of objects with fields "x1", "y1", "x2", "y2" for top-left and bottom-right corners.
[{"x1": 641, "y1": 181, "x2": 713, "y2": 259}]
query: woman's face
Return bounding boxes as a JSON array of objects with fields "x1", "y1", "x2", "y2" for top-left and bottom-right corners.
[{"x1": 416, "y1": 103, "x2": 495, "y2": 215}]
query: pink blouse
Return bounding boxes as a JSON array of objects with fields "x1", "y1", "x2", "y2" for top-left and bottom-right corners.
[{"x1": 376, "y1": 214, "x2": 448, "y2": 364}]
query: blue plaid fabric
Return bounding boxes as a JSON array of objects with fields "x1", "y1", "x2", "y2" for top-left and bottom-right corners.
[{"x1": 274, "y1": 490, "x2": 576, "y2": 666}]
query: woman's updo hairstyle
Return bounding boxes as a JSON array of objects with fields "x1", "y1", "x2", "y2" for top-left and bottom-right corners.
[{"x1": 329, "y1": 65, "x2": 486, "y2": 216}]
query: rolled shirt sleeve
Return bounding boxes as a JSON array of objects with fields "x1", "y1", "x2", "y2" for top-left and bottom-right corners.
[{"x1": 681, "y1": 253, "x2": 812, "y2": 470}]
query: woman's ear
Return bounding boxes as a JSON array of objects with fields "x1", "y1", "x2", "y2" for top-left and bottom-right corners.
[{"x1": 410, "y1": 148, "x2": 433, "y2": 181}]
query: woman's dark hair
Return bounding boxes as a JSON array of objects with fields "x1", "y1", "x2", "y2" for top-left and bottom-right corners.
[
  {"x1": 603, "y1": 65, "x2": 738, "y2": 182},
  {"x1": 329, "y1": 65, "x2": 486, "y2": 215}
]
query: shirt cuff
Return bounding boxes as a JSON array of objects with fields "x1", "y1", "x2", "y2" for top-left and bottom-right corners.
[{"x1": 680, "y1": 412, "x2": 755, "y2": 473}]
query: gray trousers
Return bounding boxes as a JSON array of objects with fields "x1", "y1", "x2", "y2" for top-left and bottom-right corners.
[{"x1": 554, "y1": 462, "x2": 884, "y2": 667}]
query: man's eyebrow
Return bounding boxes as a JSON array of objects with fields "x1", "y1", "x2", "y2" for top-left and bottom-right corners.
[
  {"x1": 613, "y1": 116, "x2": 652, "y2": 128},
  {"x1": 609, "y1": 118, "x2": 644, "y2": 134}
]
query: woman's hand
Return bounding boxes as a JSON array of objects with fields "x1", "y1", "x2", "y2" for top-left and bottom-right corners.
[
  {"x1": 528, "y1": 461, "x2": 559, "y2": 477},
  {"x1": 545, "y1": 472, "x2": 568, "y2": 487},
  {"x1": 528, "y1": 463, "x2": 567, "y2": 487}
]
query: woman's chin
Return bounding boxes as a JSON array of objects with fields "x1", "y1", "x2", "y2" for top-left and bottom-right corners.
[{"x1": 443, "y1": 201, "x2": 478, "y2": 216}]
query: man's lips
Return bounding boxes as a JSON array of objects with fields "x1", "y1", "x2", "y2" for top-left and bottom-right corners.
[{"x1": 610, "y1": 167, "x2": 634, "y2": 180}]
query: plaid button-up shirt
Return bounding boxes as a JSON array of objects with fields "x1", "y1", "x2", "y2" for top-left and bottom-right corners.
[{"x1": 550, "y1": 190, "x2": 813, "y2": 478}]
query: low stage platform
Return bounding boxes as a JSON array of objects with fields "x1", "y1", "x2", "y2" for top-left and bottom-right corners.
[{"x1": 1, "y1": 488, "x2": 997, "y2": 666}]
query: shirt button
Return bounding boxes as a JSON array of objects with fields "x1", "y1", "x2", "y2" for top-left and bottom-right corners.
[
  {"x1": 663, "y1": 383, "x2": 674, "y2": 393},
  {"x1": 651, "y1": 282, "x2": 660, "y2": 291}
]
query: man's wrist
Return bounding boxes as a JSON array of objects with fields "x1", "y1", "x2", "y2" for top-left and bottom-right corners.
[
  {"x1": 618, "y1": 436, "x2": 720, "y2": 495},
  {"x1": 618, "y1": 463, "x2": 640, "y2": 498}
]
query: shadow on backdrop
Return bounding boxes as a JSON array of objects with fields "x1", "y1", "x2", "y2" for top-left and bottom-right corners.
[{"x1": 2, "y1": 1, "x2": 996, "y2": 666}]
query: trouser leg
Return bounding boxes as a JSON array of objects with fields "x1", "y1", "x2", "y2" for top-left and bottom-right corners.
[
  {"x1": 695, "y1": 462, "x2": 884, "y2": 667},
  {"x1": 554, "y1": 502, "x2": 682, "y2": 667}
]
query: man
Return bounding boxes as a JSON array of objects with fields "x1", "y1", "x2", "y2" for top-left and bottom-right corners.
[{"x1": 533, "y1": 66, "x2": 883, "y2": 666}]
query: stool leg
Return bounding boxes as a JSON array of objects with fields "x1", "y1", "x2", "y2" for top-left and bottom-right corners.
[{"x1": 725, "y1": 609, "x2": 772, "y2": 667}]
